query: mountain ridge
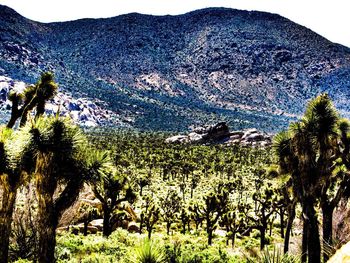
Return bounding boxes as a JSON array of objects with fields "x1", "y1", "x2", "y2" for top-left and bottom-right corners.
[{"x1": 1, "y1": 5, "x2": 350, "y2": 131}]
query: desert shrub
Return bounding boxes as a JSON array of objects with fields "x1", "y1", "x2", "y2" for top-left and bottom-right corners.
[
  {"x1": 164, "y1": 241, "x2": 182, "y2": 263},
  {"x1": 241, "y1": 236, "x2": 260, "y2": 251},
  {"x1": 80, "y1": 254, "x2": 116, "y2": 263},
  {"x1": 56, "y1": 247, "x2": 72, "y2": 261},
  {"x1": 56, "y1": 229, "x2": 135, "y2": 261},
  {"x1": 176, "y1": 243, "x2": 232, "y2": 263},
  {"x1": 13, "y1": 260, "x2": 32, "y2": 263}
]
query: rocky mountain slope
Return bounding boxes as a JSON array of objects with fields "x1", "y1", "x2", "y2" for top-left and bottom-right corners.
[
  {"x1": 0, "y1": 76, "x2": 129, "y2": 127},
  {"x1": 1, "y1": 5, "x2": 350, "y2": 131}
]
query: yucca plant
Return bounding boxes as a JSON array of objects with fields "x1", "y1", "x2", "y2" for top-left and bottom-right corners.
[
  {"x1": 129, "y1": 239, "x2": 165, "y2": 263},
  {"x1": 246, "y1": 247, "x2": 300, "y2": 263}
]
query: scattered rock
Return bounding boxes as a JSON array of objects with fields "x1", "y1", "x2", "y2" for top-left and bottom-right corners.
[
  {"x1": 165, "y1": 135, "x2": 189, "y2": 143},
  {"x1": 89, "y1": 219, "x2": 104, "y2": 231},
  {"x1": 127, "y1": 222, "x2": 140, "y2": 233},
  {"x1": 166, "y1": 122, "x2": 272, "y2": 147}
]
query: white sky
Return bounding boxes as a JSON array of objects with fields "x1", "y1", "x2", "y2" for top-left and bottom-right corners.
[{"x1": 1, "y1": 0, "x2": 349, "y2": 47}]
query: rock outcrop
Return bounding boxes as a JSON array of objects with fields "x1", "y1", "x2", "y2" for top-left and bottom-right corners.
[{"x1": 165, "y1": 122, "x2": 272, "y2": 147}]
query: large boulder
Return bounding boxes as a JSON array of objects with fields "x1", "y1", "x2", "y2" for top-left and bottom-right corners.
[
  {"x1": 203, "y1": 122, "x2": 230, "y2": 141},
  {"x1": 188, "y1": 132, "x2": 204, "y2": 143},
  {"x1": 89, "y1": 219, "x2": 104, "y2": 231},
  {"x1": 327, "y1": 241, "x2": 350, "y2": 263}
]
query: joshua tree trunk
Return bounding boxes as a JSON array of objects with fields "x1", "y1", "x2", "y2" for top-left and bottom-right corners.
[
  {"x1": 166, "y1": 222, "x2": 171, "y2": 235},
  {"x1": 284, "y1": 202, "x2": 296, "y2": 254},
  {"x1": 322, "y1": 202, "x2": 335, "y2": 262},
  {"x1": 301, "y1": 220, "x2": 308, "y2": 263},
  {"x1": 36, "y1": 153, "x2": 57, "y2": 263},
  {"x1": 206, "y1": 217, "x2": 216, "y2": 245},
  {"x1": 207, "y1": 230, "x2": 213, "y2": 245},
  {"x1": 304, "y1": 200, "x2": 321, "y2": 263},
  {"x1": 139, "y1": 214, "x2": 143, "y2": 234},
  {"x1": 231, "y1": 232, "x2": 236, "y2": 248},
  {"x1": 102, "y1": 205, "x2": 112, "y2": 237},
  {"x1": 181, "y1": 220, "x2": 187, "y2": 234},
  {"x1": 280, "y1": 207, "x2": 285, "y2": 238},
  {"x1": 147, "y1": 225, "x2": 153, "y2": 239},
  {"x1": 0, "y1": 188, "x2": 17, "y2": 263},
  {"x1": 37, "y1": 178, "x2": 57, "y2": 262},
  {"x1": 260, "y1": 227, "x2": 266, "y2": 250},
  {"x1": 83, "y1": 218, "x2": 89, "y2": 236},
  {"x1": 37, "y1": 201, "x2": 57, "y2": 263},
  {"x1": 36, "y1": 168, "x2": 82, "y2": 262}
]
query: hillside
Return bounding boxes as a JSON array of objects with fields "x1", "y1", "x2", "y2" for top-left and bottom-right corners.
[{"x1": 1, "y1": 5, "x2": 350, "y2": 131}]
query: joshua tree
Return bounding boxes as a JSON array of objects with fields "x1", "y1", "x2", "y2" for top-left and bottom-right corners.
[
  {"x1": 91, "y1": 157, "x2": 136, "y2": 237},
  {"x1": 7, "y1": 72, "x2": 57, "y2": 128},
  {"x1": 190, "y1": 187, "x2": 229, "y2": 245},
  {"x1": 160, "y1": 188, "x2": 182, "y2": 235},
  {"x1": 273, "y1": 94, "x2": 350, "y2": 263},
  {"x1": 189, "y1": 200, "x2": 205, "y2": 232},
  {"x1": 140, "y1": 194, "x2": 160, "y2": 239},
  {"x1": 24, "y1": 117, "x2": 111, "y2": 263},
  {"x1": 247, "y1": 184, "x2": 277, "y2": 250},
  {"x1": 0, "y1": 72, "x2": 58, "y2": 262},
  {"x1": 180, "y1": 206, "x2": 190, "y2": 234},
  {"x1": 0, "y1": 128, "x2": 31, "y2": 263},
  {"x1": 220, "y1": 203, "x2": 248, "y2": 248}
]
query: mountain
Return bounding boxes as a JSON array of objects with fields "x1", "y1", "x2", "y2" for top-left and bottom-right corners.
[{"x1": 1, "y1": 5, "x2": 350, "y2": 132}]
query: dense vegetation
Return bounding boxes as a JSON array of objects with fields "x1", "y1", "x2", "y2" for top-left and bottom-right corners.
[{"x1": 1, "y1": 73, "x2": 350, "y2": 263}]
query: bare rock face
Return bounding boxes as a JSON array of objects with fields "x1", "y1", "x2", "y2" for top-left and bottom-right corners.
[
  {"x1": 166, "y1": 122, "x2": 272, "y2": 147},
  {"x1": 166, "y1": 122, "x2": 229, "y2": 144}
]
